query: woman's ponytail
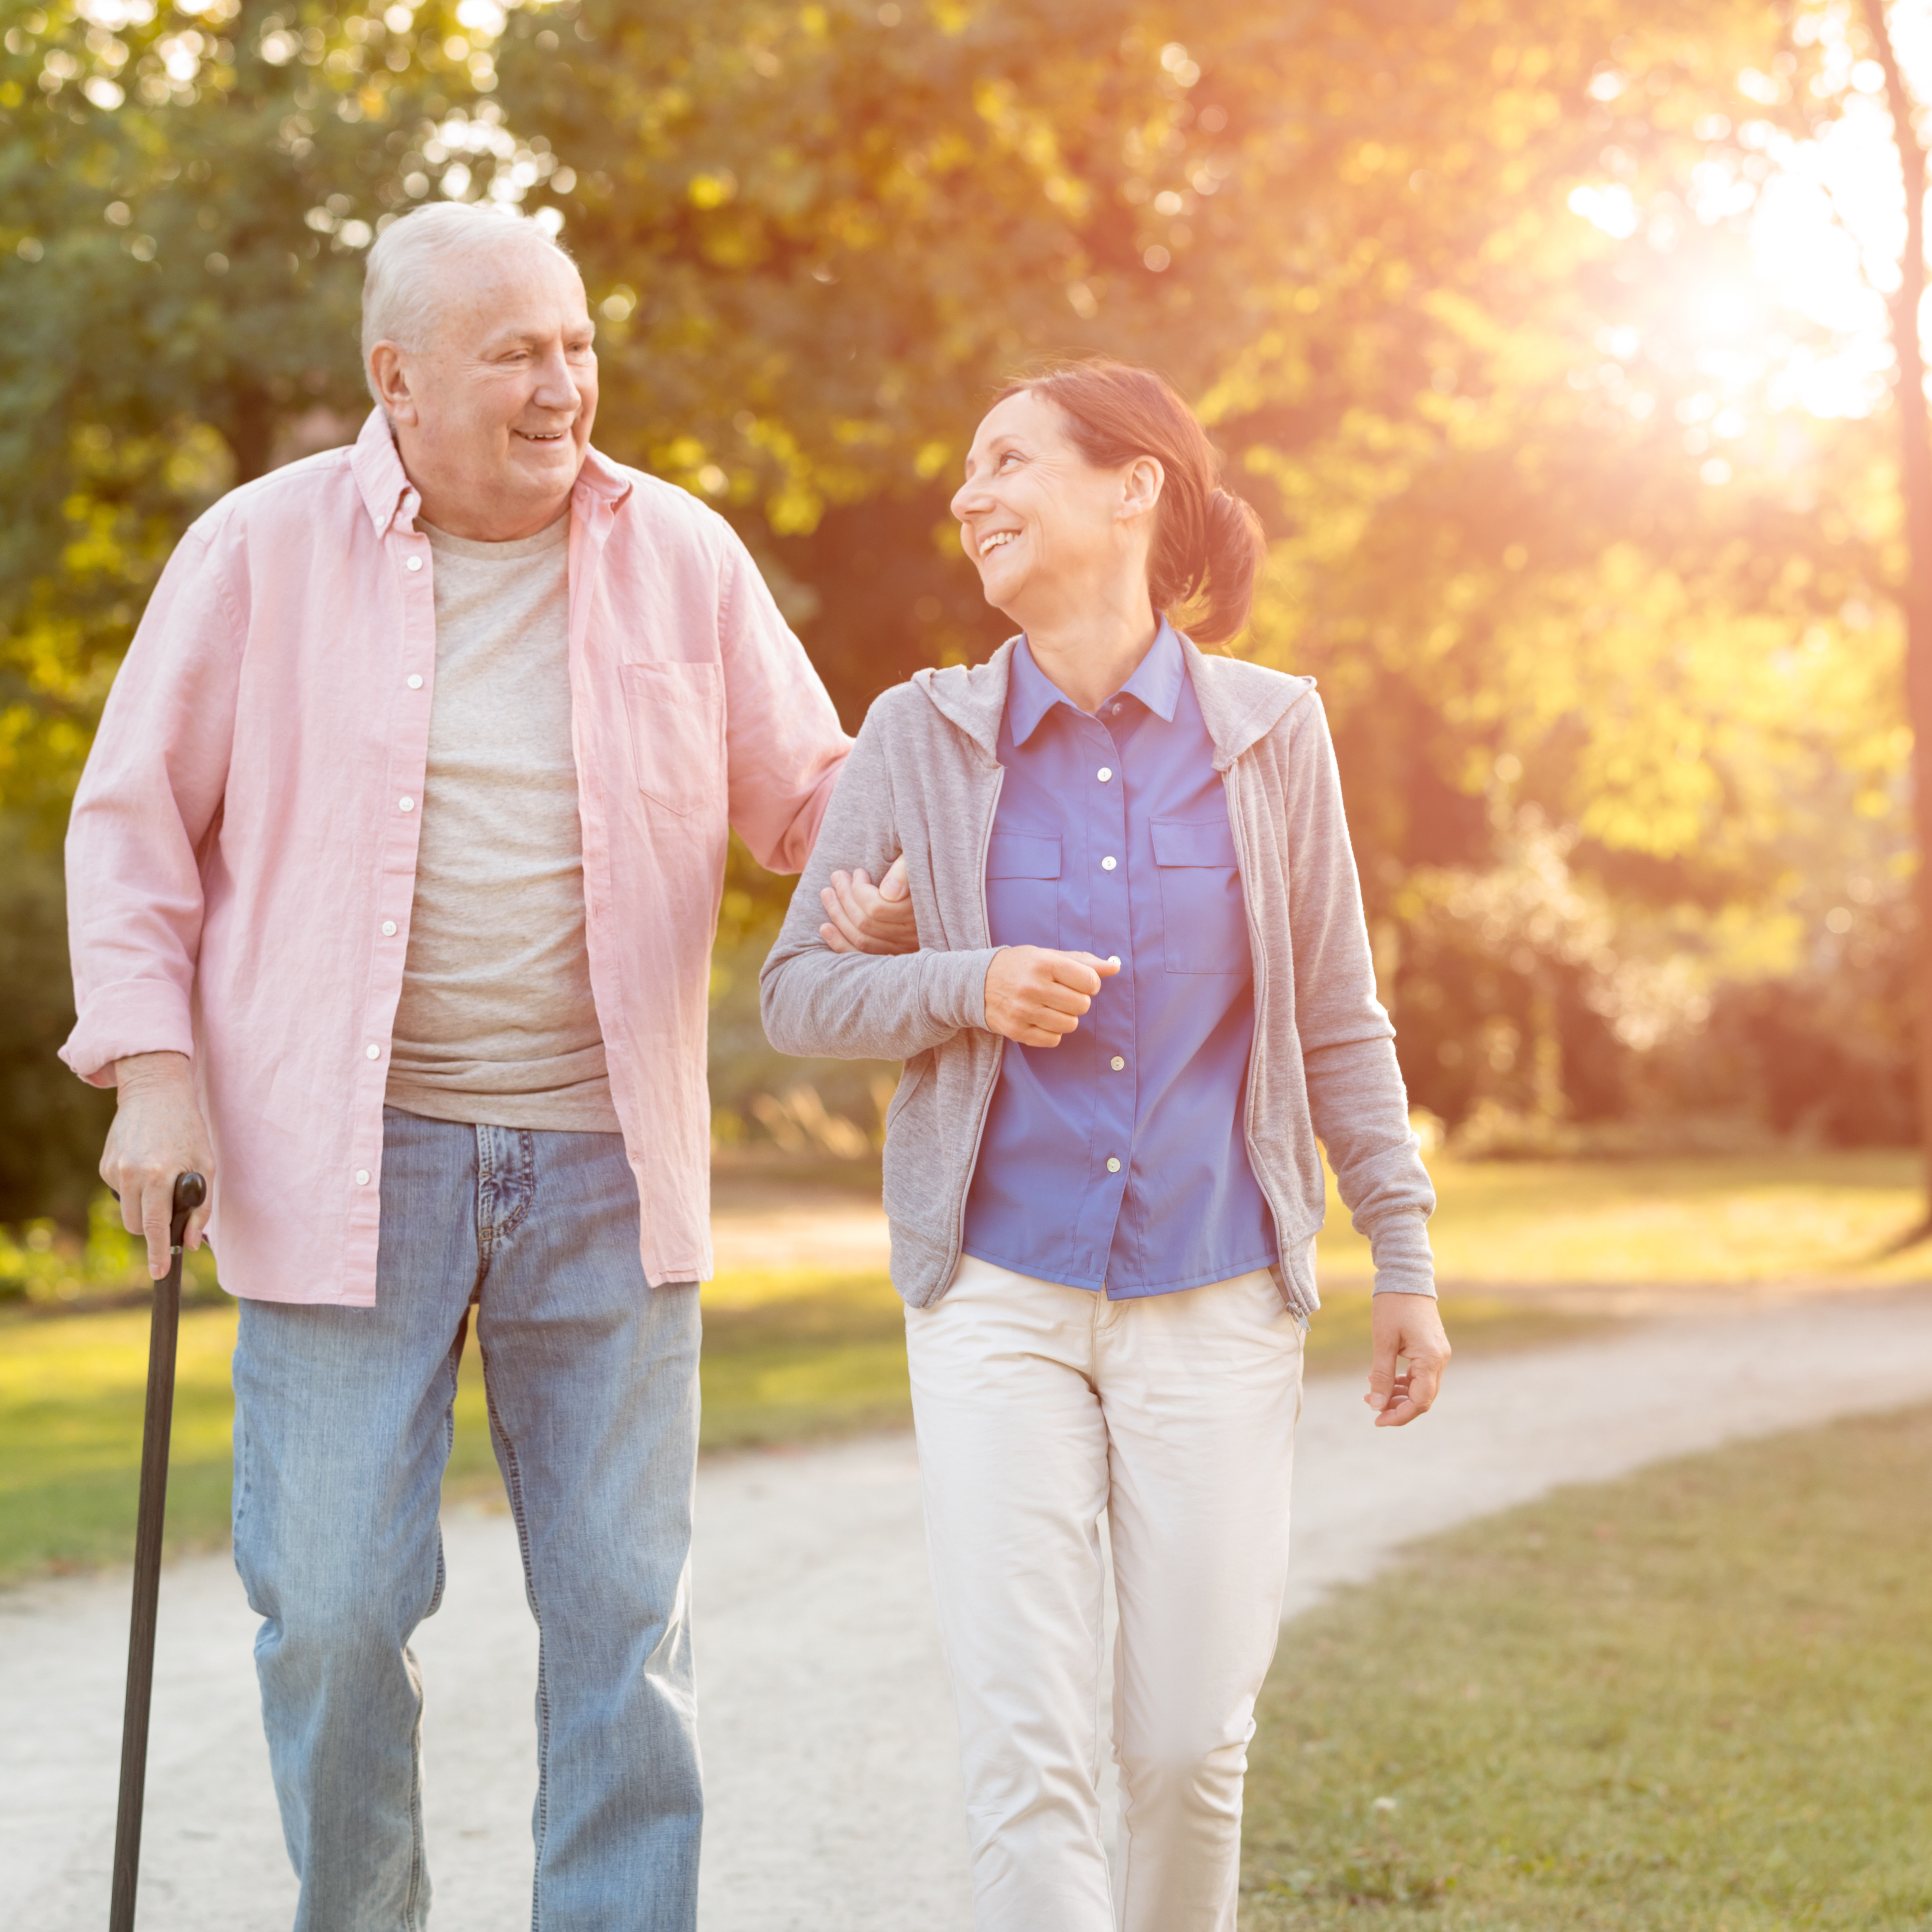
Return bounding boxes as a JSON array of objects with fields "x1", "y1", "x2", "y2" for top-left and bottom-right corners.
[
  {"x1": 1195, "y1": 486, "x2": 1266, "y2": 644},
  {"x1": 999, "y1": 359, "x2": 1266, "y2": 645}
]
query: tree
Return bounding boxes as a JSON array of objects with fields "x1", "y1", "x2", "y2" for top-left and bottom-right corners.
[
  {"x1": 0, "y1": 0, "x2": 1917, "y2": 1187},
  {"x1": 492, "y1": 0, "x2": 1899, "y2": 1132},
  {"x1": 1857, "y1": 0, "x2": 1932, "y2": 1220},
  {"x1": 0, "y1": 0, "x2": 495, "y2": 835}
]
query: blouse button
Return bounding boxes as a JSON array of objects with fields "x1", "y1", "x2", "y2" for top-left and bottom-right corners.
[
  {"x1": 355, "y1": 1168, "x2": 371, "y2": 1186},
  {"x1": 1105, "y1": 1157, "x2": 1122, "y2": 1174},
  {"x1": 1097, "y1": 767, "x2": 1113, "y2": 783},
  {"x1": 381, "y1": 920, "x2": 397, "y2": 936},
  {"x1": 407, "y1": 674, "x2": 423, "y2": 690},
  {"x1": 406, "y1": 556, "x2": 423, "y2": 572},
  {"x1": 399, "y1": 796, "x2": 414, "y2": 812},
  {"x1": 365, "y1": 1043, "x2": 381, "y2": 1060},
  {"x1": 1101, "y1": 856, "x2": 1117, "y2": 871},
  {"x1": 1110, "y1": 1055, "x2": 1125, "y2": 1071}
]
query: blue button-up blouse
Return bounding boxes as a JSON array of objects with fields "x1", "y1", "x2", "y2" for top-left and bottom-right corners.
[{"x1": 960, "y1": 623, "x2": 1281, "y2": 1297}]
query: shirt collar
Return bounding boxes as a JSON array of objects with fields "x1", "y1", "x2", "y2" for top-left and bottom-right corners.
[
  {"x1": 350, "y1": 406, "x2": 634, "y2": 538},
  {"x1": 1009, "y1": 618, "x2": 1186, "y2": 747}
]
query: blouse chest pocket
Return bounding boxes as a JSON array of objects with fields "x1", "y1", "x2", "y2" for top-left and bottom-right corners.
[
  {"x1": 620, "y1": 661, "x2": 723, "y2": 816},
  {"x1": 1152, "y1": 817, "x2": 1250, "y2": 976},
  {"x1": 985, "y1": 832, "x2": 1061, "y2": 950}
]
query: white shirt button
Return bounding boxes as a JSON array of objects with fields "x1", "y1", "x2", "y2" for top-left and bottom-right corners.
[
  {"x1": 1101, "y1": 856, "x2": 1117, "y2": 871},
  {"x1": 1107, "y1": 955, "x2": 1121, "y2": 968},
  {"x1": 407, "y1": 674, "x2": 423, "y2": 690},
  {"x1": 1106, "y1": 1156, "x2": 1122, "y2": 1174},
  {"x1": 1097, "y1": 766, "x2": 1113, "y2": 782},
  {"x1": 399, "y1": 796, "x2": 414, "y2": 812},
  {"x1": 365, "y1": 1043, "x2": 380, "y2": 1059},
  {"x1": 406, "y1": 556, "x2": 423, "y2": 572},
  {"x1": 355, "y1": 1168, "x2": 371, "y2": 1185},
  {"x1": 1110, "y1": 703, "x2": 1123, "y2": 716},
  {"x1": 1110, "y1": 1055, "x2": 1125, "y2": 1071},
  {"x1": 381, "y1": 920, "x2": 397, "y2": 936}
]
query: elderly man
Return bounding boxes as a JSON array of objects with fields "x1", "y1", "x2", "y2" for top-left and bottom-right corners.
[{"x1": 62, "y1": 202, "x2": 909, "y2": 1929}]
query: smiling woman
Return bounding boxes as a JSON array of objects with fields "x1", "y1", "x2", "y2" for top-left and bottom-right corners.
[
  {"x1": 763, "y1": 356, "x2": 1446, "y2": 1932},
  {"x1": 968, "y1": 360, "x2": 1267, "y2": 651}
]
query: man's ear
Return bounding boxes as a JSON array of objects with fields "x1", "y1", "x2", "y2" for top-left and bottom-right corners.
[
  {"x1": 1119, "y1": 455, "x2": 1164, "y2": 521},
  {"x1": 368, "y1": 343, "x2": 419, "y2": 426}
]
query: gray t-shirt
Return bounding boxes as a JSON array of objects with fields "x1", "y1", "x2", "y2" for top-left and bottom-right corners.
[{"x1": 385, "y1": 513, "x2": 621, "y2": 1134}]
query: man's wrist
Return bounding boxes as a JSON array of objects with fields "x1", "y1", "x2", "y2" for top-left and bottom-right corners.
[{"x1": 114, "y1": 1050, "x2": 193, "y2": 1093}]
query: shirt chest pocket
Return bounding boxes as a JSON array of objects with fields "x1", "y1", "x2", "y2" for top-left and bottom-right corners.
[
  {"x1": 1152, "y1": 817, "x2": 1250, "y2": 977},
  {"x1": 985, "y1": 833, "x2": 1061, "y2": 950},
  {"x1": 620, "y1": 662, "x2": 723, "y2": 816}
]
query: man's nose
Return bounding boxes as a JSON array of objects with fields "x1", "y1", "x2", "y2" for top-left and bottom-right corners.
[{"x1": 531, "y1": 347, "x2": 581, "y2": 410}]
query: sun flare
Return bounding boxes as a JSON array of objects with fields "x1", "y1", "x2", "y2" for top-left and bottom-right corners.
[{"x1": 1570, "y1": 2, "x2": 1932, "y2": 430}]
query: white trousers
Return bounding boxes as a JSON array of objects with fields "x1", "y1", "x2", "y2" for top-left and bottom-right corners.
[{"x1": 905, "y1": 1255, "x2": 1305, "y2": 1932}]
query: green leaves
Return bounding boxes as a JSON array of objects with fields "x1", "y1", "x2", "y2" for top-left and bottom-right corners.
[{"x1": 0, "y1": 0, "x2": 1911, "y2": 1139}]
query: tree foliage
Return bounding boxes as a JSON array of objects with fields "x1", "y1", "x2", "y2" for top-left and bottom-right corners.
[{"x1": 0, "y1": 0, "x2": 1918, "y2": 1188}]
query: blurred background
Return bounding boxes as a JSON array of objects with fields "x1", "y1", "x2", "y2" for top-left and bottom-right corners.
[{"x1": 4, "y1": 0, "x2": 1932, "y2": 1224}]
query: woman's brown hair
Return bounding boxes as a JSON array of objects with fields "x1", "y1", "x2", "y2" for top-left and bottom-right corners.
[{"x1": 998, "y1": 358, "x2": 1266, "y2": 644}]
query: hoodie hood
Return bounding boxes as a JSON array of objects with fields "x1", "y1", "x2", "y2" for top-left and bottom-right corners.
[{"x1": 914, "y1": 631, "x2": 1314, "y2": 771}]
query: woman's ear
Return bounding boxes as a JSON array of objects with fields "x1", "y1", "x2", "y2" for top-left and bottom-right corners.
[{"x1": 1119, "y1": 455, "x2": 1164, "y2": 522}]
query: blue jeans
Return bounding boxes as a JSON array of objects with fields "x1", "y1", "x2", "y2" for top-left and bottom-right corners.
[{"x1": 231, "y1": 1110, "x2": 703, "y2": 1931}]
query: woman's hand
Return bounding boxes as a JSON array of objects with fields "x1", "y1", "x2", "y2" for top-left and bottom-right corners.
[
  {"x1": 983, "y1": 947, "x2": 1121, "y2": 1048},
  {"x1": 820, "y1": 854, "x2": 920, "y2": 955},
  {"x1": 1364, "y1": 1292, "x2": 1451, "y2": 1426}
]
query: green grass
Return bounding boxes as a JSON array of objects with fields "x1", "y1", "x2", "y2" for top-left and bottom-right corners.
[
  {"x1": 0, "y1": 1267, "x2": 1580, "y2": 1584},
  {"x1": 0, "y1": 1301, "x2": 238, "y2": 1580},
  {"x1": 1242, "y1": 1403, "x2": 1932, "y2": 1929},
  {"x1": 9, "y1": 1148, "x2": 1920, "y2": 1584},
  {"x1": 1316, "y1": 1147, "x2": 1932, "y2": 1286}
]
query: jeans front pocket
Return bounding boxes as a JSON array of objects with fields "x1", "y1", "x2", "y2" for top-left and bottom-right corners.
[
  {"x1": 1152, "y1": 816, "x2": 1250, "y2": 975},
  {"x1": 621, "y1": 661, "x2": 723, "y2": 816},
  {"x1": 985, "y1": 831, "x2": 1061, "y2": 950}
]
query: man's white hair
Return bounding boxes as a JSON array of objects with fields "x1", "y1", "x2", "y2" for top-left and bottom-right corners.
[{"x1": 361, "y1": 202, "x2": 575, "y2": 403}]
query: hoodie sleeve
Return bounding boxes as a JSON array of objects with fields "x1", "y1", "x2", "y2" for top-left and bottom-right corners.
[
  {"x1": 760, "y1": 691, "x2": 1001, "y2": 1060},
  {"x1": 1279, "y1": 695, "x2": 1438, "y2": 1295}
]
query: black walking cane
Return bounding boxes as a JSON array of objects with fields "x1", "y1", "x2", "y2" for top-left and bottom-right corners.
[{"x1": 109, "y1": 1169, "x2": 207, "y2": 1932}]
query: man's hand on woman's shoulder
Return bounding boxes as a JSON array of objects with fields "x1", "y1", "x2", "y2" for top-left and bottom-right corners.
[{"x1": 820, "y1": 854, "x2": 919, "y2": 955}]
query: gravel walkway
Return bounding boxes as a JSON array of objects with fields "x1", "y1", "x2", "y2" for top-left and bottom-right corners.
[{"x1": 5, "y1": 1287, "x2": 1930, "y2": 1931}]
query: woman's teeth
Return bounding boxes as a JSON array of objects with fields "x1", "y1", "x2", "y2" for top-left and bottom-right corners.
[{"x1": 980, "y1": 530, "x2": 1017, "y2": 556}]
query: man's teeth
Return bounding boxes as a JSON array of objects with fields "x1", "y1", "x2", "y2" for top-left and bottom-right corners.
[{"x1": 980, "y1": 530, "x2": 1017, "y2": 555}]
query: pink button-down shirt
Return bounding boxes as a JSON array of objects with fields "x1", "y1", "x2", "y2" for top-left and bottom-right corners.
[{"x1": 62, "y1": 409, "x2": 849, "y2": 1304}]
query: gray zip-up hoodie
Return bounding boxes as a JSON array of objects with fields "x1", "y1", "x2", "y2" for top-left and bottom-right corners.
[{"x1": 759, "y1": 635, "x2": 1435, "y2": 1317}]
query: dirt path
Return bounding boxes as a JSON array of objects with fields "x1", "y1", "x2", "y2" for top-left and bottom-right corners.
[{"x1": 5, "y1": 1288, "x2": 1930, "y2": 1931}]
